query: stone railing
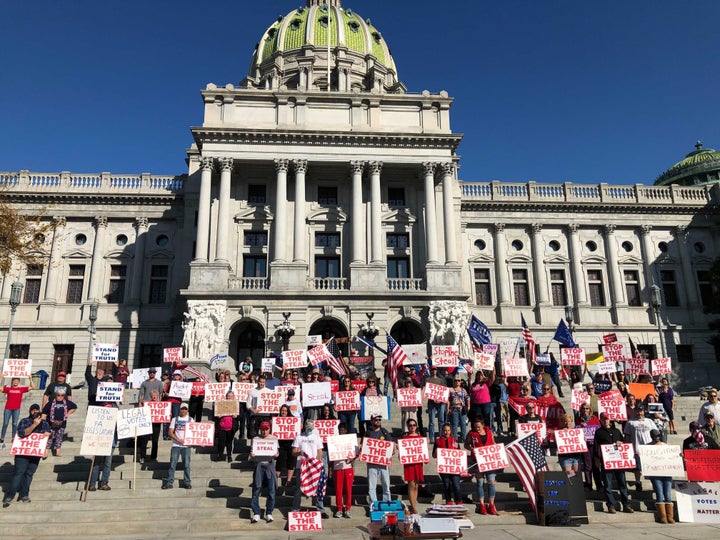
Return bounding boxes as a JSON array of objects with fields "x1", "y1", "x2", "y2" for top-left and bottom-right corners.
[
  {"x1": 309, "y1": 277, "x2": 348, "y2": 290},
  {"x1": 387, "y1": 278, "x2": 424, "y2": 291},
  {"x1": 228, "y1": 277, "x2": 269, "y2": 290},
  {"x1": 460, "y1": 180, "x2": 715, "y2": 206},
  {"x1": 0, "y1": 170, "x2": 184, "y2": 193}
]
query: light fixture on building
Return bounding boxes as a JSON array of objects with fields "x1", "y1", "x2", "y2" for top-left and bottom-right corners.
[
  {"x1": 564, "y1": 304, "x2": 575, "y2": 335},
  {"x1": 3, "y1": 279, "x2": 24, "y2": 360},
  {"x1": 650, "y1": 284, "x2": 667, "y2": 358},
  {"x1": 86, "y1": 300, "x2": 99, "y2": 362},
  {"x1": 360, "y1": 312, "x2": 379, "y2": 341},
  {"x1": 275, "y1": 312, "x2": 295, "y2": 351}
]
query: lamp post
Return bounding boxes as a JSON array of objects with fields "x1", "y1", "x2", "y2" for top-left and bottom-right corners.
[
  {"x1": 650, "y1": 284, "x2": 667, "y2": 358},
  {"x1": 275, "y1": 312, "x2": 295, "y2": 351},
  {"x1": 564, "y1": 305, "x2": 575, "y2": 335},
  {"x1": 86, "y1": 301, "x2": 99, "y2": 363},
  {"x1": 3, "y1": 280, "x2": 24, "y2": 360}
]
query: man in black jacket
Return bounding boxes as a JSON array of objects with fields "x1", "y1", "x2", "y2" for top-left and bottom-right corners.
[
  {"x1": 85, "y1": 360, "x2": 105, "y2": 407},
  {"x1": 593, "y1": 413, "x2": 634, "y2": 514}
]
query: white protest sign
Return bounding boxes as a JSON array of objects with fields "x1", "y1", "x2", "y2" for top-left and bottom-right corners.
[
  {"x1": 601, "y1": 442, "x2": 636, "y2": 470},
  {"x1": 503, "y1": 357, "x2": 529, "y2": 378},
  {"x1": 473, "y1": 352, "x2": 494, "y2": 372},
  {"x1": 482, "y1": 344, "x2": 499, "y2": 357},
  {"x1": 256, "y1": 391, "x2": 283, "y2": 415},
  {"x1": 117, "y1": 406, "x2": 152, "y2": 439},
  {"x1": 232, "y1": 382, "x2": 254, "y2": 403},
  {"x1": 97, "y1": 382, "x2": 124, "y2": 403},
  {"x1": 571, "y1": 389, "x2": 590, "y2": 411},
  {"x1": 10, "y1": 432, "x2": 49, "y2": 457},
  {"x1": 499, "y1": 338, "x2": 519, "y2": 361},
  {"x1": 146, "y1": 401, "x2": 172, "y2": 423},
  {"x1": 307, "y1": 345, "x2": 334, "y2": 367},
  {"x1": 431, "y1": 345, "x2": 459, "y2": 368},
  {"x1": 397, "y1": 436, "x2": 430, "y2": 465},
  {"x1": 2, "y1": 358, "x2": 32, "y2": 378},
  {"x1": 306, "y1": 335, "x2": 323, "y2": 347},
  {"x1": 92, "y1": 343, "x2": 119, "y2": 364},
  {"x1": 436, "y1": 447, "x2": 467, "y2": 475},
  {"x1": 261, "y1": 357, "x2": 276, "y2": 373},
  {"x1": 282, "y1": 350, "x2": 308, "y2": 370},
  {"x1": 168, "y1": 381, "x2": 193, "y2": 400},
  {"x1": 561, "y1": 348, "x2": 585, "y2": 366},
  {"x1": 473, "y1": 444, "x2": 509, "y2": 473},
  {"x1": 204, "y1": 382, "x2": 231, "y2": 402},
  {"x1": 402, "y1": 344, "x2": 427, "y2": 365},
  {"x1": 128, "y1": 367, "x2": 161, "y2": 389},
  {"x1": 327, "y1": 433, "x2": 359, "y2": 462},
  {"x1": 555, "y1": 428, "x2": 588, "y2": 454},
  {"x1": 397, "y1": 387, "x2": 423, "y2": 409},
  {"x1": 602, "y1": 343, "x2": 625, "y2": 363},
  {"x1": 272, "y1": 416, "x2": 301, "y2": 440},
  {"x1": 517, "y1": 421, "x2": 547, "y2": 444},
  {"x1": 362, "y1": 395, "x2": 390, "y2": 421},
  {"x1": 638, "y1": 444, "x2": 686, "y2": 478},
  {"x1": 81, "y1": 406, "x2": 118, "y2": 456},
  {"x1": 209, "y1": 353, "x2": 231, "y2": 370},
  {"x1": 598, "y1": 395, "x2": 627, "y2": 421},
  {"x1": 184, "y1": 422, "x2": 215, "y2": 446},
  {"x1": 626, "y1": 357, "x2": 649, "y2": 375},
  {"x1": 288, "y1": 511, "x2": 323, "y2": 532},
  {"x1": 252, "y1": 437, "x2": 279, "y2": 457},
  {"x1": 651, "y1": 357, "x2": 672, "y2": 376},
  {"x1": 597, "y1": 361, "x2": 616, "y2": 374},
  {"x1": 424, "y1": 382, "x2": 450, "y2": 404},
  {"x1": 163, "y1": 347, "x2": 184, "y2": 363},
  {"x1": 675, "y1": 481, "x2": 720, "y2": 523},
  {"x1": 314, "y1": 419, "x2": 339, "y2": 443},
  {"x1": 301, "y1": 382, "x2": 332, "y2": 407},
  {"x1": 333, "y1": 390, "x2": 361, "y2": 412},
  {"x1": 359, "y1": 436, "x2": 394, "y2": 466}
]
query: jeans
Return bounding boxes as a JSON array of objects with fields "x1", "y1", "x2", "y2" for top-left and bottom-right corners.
[
  {"x1": 1, "y1": 408, "x2": 21, "y2": 440},
  {"x1": 367, "y1": 465, "x2": 391, "y2": 503},
  {"x1": 251, "y1": 472, "x2": 277, "y2": 515},
  {"x1": 292, "y1": 468, "x2": 327, "y2": 511},
  {"x1": 427, "y1": 402, "x2": 446, "y2": 442},
  {"x1": 449, "y1": 410, "x2": 467, "y2": 442},
  {"x1": 650, "y1": 477, "x2": 673, "y2": 503},
  {"x1": 602, "y1": 469, "x2": 629, "y2": 507},
  {"x1": 476, "y1": 473, "x2": 496, "y2": 501},
  {"x1": 90, "y1": 454, "x2": 113, "y2": 486},
  {"x1": 5, "y1": 456, "x2": 40, "y2": 500},
  {"x1": 167, "y1": 446, "x2": 191, "y2": 486},
  {"x1": 338, "y1": 411, "x2": 357, "y2": 434},
  {"x1": 440, "y1": 473, "x2": 461, "y2": 503}
]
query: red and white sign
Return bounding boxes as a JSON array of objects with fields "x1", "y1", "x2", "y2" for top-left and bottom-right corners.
[
  {"x1": 10, "y1": 432, "x2": 49, "y2": 457},
  {"x1": 232, "y1": 382, "x2": 254, "y2": 403},
  {"x1": 424, "y1": 382, "x2": 449, "y2": 404},
  {"x1": 652, "y1": 357, "x2": 672, "y2": 376},
  {"x1": 396, "y1": 387, "x2": 422, "y2": 409},
  {"x1": 327, "y1": 433, "x2": 359, "y2": 462},
  {"x1": 184, "y1": 422, "x2": 215, "y2": 447},
  {"x1": 146, "y1": 401, "x2": 172, "y2": 423},
  {"x1": 351, "y1": 380, "x2": 367, "y2": 393},
  {"x1": 333, "y1": 390, "x2": 361, "y2": 412},
  {"x1": 252, "y1": 437, "x2": 279, "y2": 456},
  {"x1": 359, "y1": 437, "x2": 394, "y2": 466},
  {"x1": 307, "y1": 344, "x2": 334, "y2": 367},
  {"x1": 571, "y1": 389, "x2": 590, "y2": 411},
  {"x1": 277, "y1": 384, "x2": 300, "y2": 403},
  {"x1": 204, "y1": 382, "x2": 231, "y2": 402},
  {"x1": 603, "y1": 333, "x2": 618, "y2": 344},
  {"x1": 600, "y1": 442, "x2": 636, "y2": 470},
  {"x1": 517, "y1": 421, "x2": 547, "y2": 444},
  {"x1": 2, "y1": 358, "x2": 32, "y2": 379},
  {"x1": 288, "y1": 511, "x2": 322, "y2": 532},
  {"x1": 597, "y1": 361, "x2": 616, "y2": 374},
  {"x1": 560, "y1": 348, "x2": 585, "y2": 366},
  {"x1": 473, "y1": 352, "x2": 495, "y2": 372},
  {"x1": 255, "y1": 391, "x2": 283, "y2": 415},
  {"x1": 271, "y1": 416, "x2": 301, "y2": 440},
  {"x1": 282, "y1": 350, "x2": 308, "y2": 370},
  {"x1": 602, "y1": 343, "x2": 625, "y2": 363},
  {"x1": 626, "y1": 357, "x2": 649, "y2": 375},
  {"x1": 432, "y1": 345, "x2": 459, "y2": 368},
  {"x1": 168, "y1": 381, "x2": 193, "y2": 400},
  {"x1": 397, "y1": 437, "x2": 430, "y2": 465},
  {"x1": 163, "y1": 347, "x2": 184, "y2": 363},
  {"x1": 436, "y1": 447, "x2": 467, "y2": 475},
  {"x1": 314, "y1": 419, "x2": 339, "y2": 443},
  {"x1": 555, "y1": 428, "x2": 588, "y2": 454},
  {"x1": 301, "y1": 382, "x2": 332, "y2": 408},
  {"x1": 598, "y1": 393, "x2": 627, "y2": 421},
  {"x1": 473, "y1": 443, "x2": 509, "y2": 473},
  {"x1": 503, "y1": 357, "x2": 530, "y2": 378}
]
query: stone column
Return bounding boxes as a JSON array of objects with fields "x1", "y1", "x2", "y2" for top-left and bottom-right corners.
[
  {"x1": 639, "y1": 224, "x2": 655, "y2": 285},
  {"x1": 530, "y1": 223, "x2": 550, "y2": 305},
  {"x1": 194, "y1": 157, "x2": 214, "y2": 262},
  {"x1": 567, "y1": 224, "x2": 588, "y2": 305},
  {"x1": 293, "y1": 159, "x2": 308, "y2": 263},
  {"x1": 86, "y1": 216, "x2": 108, "y2": 302},
  {"x1": 273, "y1": 159, "x2": 290, "y2": 262},
  {"x1": 422, "y1": 162, "x2": 439, "y2": 264},
  {"x1": 603, "y1": 224, "x2": 625, "y2": 311},
  {"x1": 368, "y1": 161, "x2": 383, "y2": 264},
  {"x1": 43, "y1": 216, "x2": 66, "y2": 301},
  {"x1": 441, "y1": 162, "x2": 458, "y2": 264},
  {"x1": 350, "y1": 161, "x2": 365, "y2": 264},
  {"x1": 493, "y1": 223, "x2": 512, "y2": 305},
  {"x1": 214, "y1": 157, "x2": 233, "y2": 263},
  {"x1": 673, "y1": 225, "x2": 700, "y2": 308},
  {"x1": 129, "y1": 217, "x2": 149, "y2": 303}
]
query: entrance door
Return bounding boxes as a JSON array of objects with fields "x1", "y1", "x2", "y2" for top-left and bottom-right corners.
[
  {"x1": 52, "y1": 345, "x2": 75, "y2": 382},
  {"x1": 234, "y1": 322, "x2": 266, "y2": 372}
]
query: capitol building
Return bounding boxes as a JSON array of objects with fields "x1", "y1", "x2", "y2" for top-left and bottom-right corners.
[{"x1": 1, "y1": 0, "x2": 718, "y2": 390}]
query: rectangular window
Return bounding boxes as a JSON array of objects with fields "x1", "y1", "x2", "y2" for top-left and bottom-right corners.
[
  {"x1": 248, "y1": 184, "x2": 266, "y2": 204},
  {"x1": 386, "y1": 233, "x2": 410, "y2": 249},
  {"x1": 387, "y1": 257, "x2": 410, "y2": 279},
  {"x1": 243, "y1": 256, "x2": 267, "y2": 278},
  {"x1": 474, "y1": 268, "x2": 492, "y2": 306},
  {"x1": 106, "y1": 265, "x2": 127, "y2": 304},
  {"x1": 697, "y1": 270, "x2": 713, "y2": 308},
  {"x1": 244, "y1": 231, "x2": 268, "y2": 247},
  {"x1": 139, "y1": 344, "x2": 162, "y2": 369},
  {"x1": 23, "y1": 264, "x2": 43, "y2": 303},
  {"x1": 676, "y1": 344, "x2": 693, "y2": 363},
  {"x1": 388, "y1": 187, "x2": 406, "y2": 207},
  {"x1": 550, "y1": 269, "x2": 567, "y2": 306},
  {"x1": 315, "y1": 232, "x2": 341, "y2": 248},
  {"x1": 148, "y1": 264, "x2": 168, "y2": 304},
  {"x1": 637, "y1": 344, "x2": 655, "y2": 360},
  {"x1": 66, "y1": 264, "x2": 85, "y2": 304},
  {"x1": 315, "y1": 256, "x2": 340, "y2": 278},
  {"x1": 318, "y1": 186, "x2": 338, "y2": 206},
  {"x1": 587, "y1": 269, "x2": 606, "y2": 307},
  {"x1": 512, "y1": 269, "x2": 530, "y2": 306},
  {"x1": 8, "y1": 344, "x2": 29, "y2": 359},
  {"x1": 660, "y1": 270, "x2": 679, "y2": 306},
  {"x1": 624, "y1": 269, "x2": 641, "y2": 306}
]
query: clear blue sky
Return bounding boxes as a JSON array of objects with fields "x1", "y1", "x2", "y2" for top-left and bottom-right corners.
[{"x1": 2, "y1": 0, "x2": 718, "y2": 185}]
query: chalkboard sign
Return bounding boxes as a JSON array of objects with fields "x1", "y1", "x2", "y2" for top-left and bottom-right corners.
[{"x1": 536, "y1": 471, "x2": 588, "y2": 525}]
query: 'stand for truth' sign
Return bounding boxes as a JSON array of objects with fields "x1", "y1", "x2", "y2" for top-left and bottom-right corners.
[
  {"x1": 97, "y1": 382, "x2": 124, "y2": 402},
  {"x1": 93, "y1": 343, "x2": 119, "y2": 364}
]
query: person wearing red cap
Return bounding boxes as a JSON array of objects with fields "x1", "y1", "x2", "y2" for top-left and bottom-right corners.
[
  {"x1": 593, "y1": 413, "x2": 634, "y2": 514},
  {"x1": 41, "y1": 372, "x2": 72, "y2": 408},
  {"x1": 249, "y1": 420, "x2": 278, "y2": 523}
]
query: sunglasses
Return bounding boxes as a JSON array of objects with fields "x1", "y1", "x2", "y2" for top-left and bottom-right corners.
[{"x1": 408, "y1": 423, "x2": 417, "y2": 427}]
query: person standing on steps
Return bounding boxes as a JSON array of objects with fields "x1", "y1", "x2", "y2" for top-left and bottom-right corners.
[
  {"x1": 163, "y1": 403, "x2": 194, "y2": 490},
  {"x1": 1, "y1": 376, "x2": 34, "y2": 446},
  {"x1": 249, "y1": 421, "x2": 279, "y2": 524},
  {"x1": 41, "y1": 371, "x2": 72, "y2": 408},
  {"x1": 85, "y1": 360, "x2": 106, "y2": 407},
  {"x1": 40, "y1": 389, "x2": 77, "y2": 457},
  {"x1": 594, "y1": 413, "x2": 634, "y2": 514}
]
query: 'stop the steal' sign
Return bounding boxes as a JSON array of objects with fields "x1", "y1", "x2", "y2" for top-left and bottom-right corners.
[
  {"x1": 93, "y1": 343, "x2": 119, "y2": 364},
  {"x1": 359, "y1": 437, "x2": 394, "y2": 466},
  {"x1": 163, "y1": 347, "x2": 183, "y2": 362},
  {"x1": 560, "y1": 348, "x2": 585, "y2": 366},
  {"x1": 432, "y1": 345, "x2": 459, "y2": 368},
  {"x1": 2, "y1": 358, "x2": 32, "y2": 378}
]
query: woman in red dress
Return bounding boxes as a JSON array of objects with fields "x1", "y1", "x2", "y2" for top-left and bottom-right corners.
[{"x1": 402, "y1": 418, "x2": 426, "y2": 514}]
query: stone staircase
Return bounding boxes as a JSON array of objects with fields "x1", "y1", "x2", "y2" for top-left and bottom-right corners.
[{"x1": 1, "y1": 387, "x2": 692, "y2": 537}]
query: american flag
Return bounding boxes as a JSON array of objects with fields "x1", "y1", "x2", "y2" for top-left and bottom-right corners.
[
  {"x1": 182, "y1": 365, "x2": 209, "y2": 382},
  {"x1": 300, "y1": 456, "x2": 327, "y2": 497},
  {"x1": 326, "y1": 337, "x2": 350, "y2": 377},
  {"x1": 386, "y1": 334, "x2": 409, "y2": 391},
  {"x1": 506, "y1": 432, "x2": 548, "y2": 513},
  {"x1": 521, "y1": 314, "x2": 536, "y2": 364}
]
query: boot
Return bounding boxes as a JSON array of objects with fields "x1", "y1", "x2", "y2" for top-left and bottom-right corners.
[
  {"x1": 476, "y1": 502, "x2": 487, "y2": 515},
  {"x1": 622, "y1": 503, "x2": 634, "y2": 514},
  {"x1": 664, "y1": 503, "x2": 675, "y2": 524},
  {"x1": 655, "y1": 502, "x2": 667, "y2": 524}
]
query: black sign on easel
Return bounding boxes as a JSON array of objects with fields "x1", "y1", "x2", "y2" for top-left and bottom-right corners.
[{"x1": 536, "y1": 471, "x2": 588, "y2": 525}]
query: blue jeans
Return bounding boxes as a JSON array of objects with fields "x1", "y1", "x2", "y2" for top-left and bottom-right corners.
[
  {"x1": 1, "y1": 408, "x2": 21, "y2": 440},
  {"x1": 427, "y1": 402, "x2": 446, "y2": 442},
  {"x1": 91, "y1": 435, "x2": 117, "y2": 486},
  {"x1": 449, "y1": 410, "x2": 468, "y2": 442},
  {"x1": 367, "y1": 465, "x2": 391, "y2": 503},
  {"x1": 338, "y1": 411, "x2": 357, "y2": 434},
  {"x1": 440, "y1": 473, "x2": 461, "y2": 503},
  {"x1": 650, "y1": 477, "x2": 673, "y2": 503},
  {"x1": 602, "y1": 469, "x2": 629, "y2": 507},
  {"x1": 476, "y1": 472, "x2": 496, "y2": 501},
  {"x1": 5, "y1": 456, "x2": 39, "y2": 500},
  {"x1": 292, "y1": 467, "x2": 326, "y2": 512},
  {"x1": 167, "y1": 446, "x2": 191, "y2": 486},
  {"x1": 251, "y1": 469, "x2": 277, "y2": 515}
]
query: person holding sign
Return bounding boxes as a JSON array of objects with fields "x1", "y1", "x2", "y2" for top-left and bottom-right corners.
[
  {"x1": 623, "y1": 404, "x2": 656, "y2": 493},
  {"x1": 213, "y1": 390, "x2": 238, "y2": 463},
  {"x1": 433, "y1": 423, "x2": 462, "y2": 506},
  {"x1": 365, "y1": 414, "x2": 394, "y2": 506},
  {"x1": 291, "y1": 419, "x2": 329, "y2": 518},
  {"x1": 2, "y1": 377, "x2": 34, "y2": 446},
  {"x1": 448, "y1": 376, "x2": 470, "y2": 444},
  {"x1": 88, "y1": 402, "x2": 118, "y2": 492},
  {"x1": 331, "y1": 422, "x2": 358, "y2": 518},
  {"x1": 645, "y1": 429, "x2": 675, "y2": 524},
  {"x1": 402, "y1": 419, "x2": 426, "y2": 515},
  {"x1": 593, "y1": 413, "x2": 634, "y2": 514},
  {"x1": 470, "y1": 369, "x2": 495, "y2": 433},
  {"x1": 85, "y1": 361, "x2": 106, "y2": 407},
  {"x1": 425, "y1": 367, "x2": 448, "y2": 443},
  {"x1": 336, "y1": 376, "x2": 359, "y2": 434},
  {"x1": 2, "y1": 404, "x2": 50, "y2": 507},
  {"x1": 656, "y1": 378, "x2": 676, "y2": 435},
  {"x1": 465, "y1": 416, "x2": 498, "y2": 515},
  {"x1": 249, "y1": 421, "x2": 279, "y2": 523},
  {"x1": 41, "y1": 389, "x2": 77, "y2": 457},
  {"x1": 275, "y1": 404, "x2": 298, "y2": 487},
  {"x1": 556, "y1": 413, "x2": 580, "y2": 477},
  {"x1": 162, "y1": 403, "x2": 194, "y2": 490},
  {"x1": 138, "y1": 390, "x2": 163, "y2": 463},
  {"x1": 41, "y1": 371, "x2": 72, "y2": 408}
]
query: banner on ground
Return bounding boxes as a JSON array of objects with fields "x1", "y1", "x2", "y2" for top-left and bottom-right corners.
[
  {"x1": 117, "y1": 406, "x2": 152, "y2": 439},
  {"x1": 684, "y1": 450, "x2": 720, "y2": 482},
  {"x1": 359, "y1": 436, "x2": 394, "y2": 466},
  {"x1": 288, "y1": 511, "x2": 322, "y2": 532},
  {"x1": 431, "y1": 345, "x2": 459, "y2": 368},
  {"x1": 675, "y1": 481, "x2": 720, "y2": 523},
  {"x1": 424, "y1": 382, "x2": 449, "y2": 404},
  {"x1": 301, "y1": 382, "x2": 332, "y2": 408},
  {"x1": 637, "y1": 444, "x2": 685, "y2": 478},
  {"x1": 146, "y1": 401, "x2": 172, "y2": 423},
  {"x1": 555, "y1": 428, "x2": 588, "y2": 454},
  {"x1": 333, "y1": 390, "x2": 361, "y2": 412},
  {"x1": 361, "y1": 395, "x2": 391, "y2": 421},
  {"x1": 255, "y1": 391, "x2": 283, "y2": 415},
  {"x1": 81, "y1": 406, "x2": 118, "y2": 456},
  {"x1": 10, "y1": 431, "x2": 49, "y2": 457},
  {"x1": 397, "y1": 436, "x2": 430, "y2": 465},
  {"x1": 2, "y1": 358, "x2": 32, "y2": 379},
  {"x1": 651, "y1": 357, "x2": 672, "y2": 376},
  {"x1": 560, "y1": 348, "x2": 585, "y2": 366},
  {"x1": 184, "y1": 422, "x2": 214, "y2": 446},
  {"x1": 473, "y1": 351, "x2": 495, "y2": 372},
  {"x1": 282, "y1": 350, "x2": 308, "y2": 370},
  {"x1": 252, "y1": 437, "x2": 279, "y2": 457},
  {"x1": 503, "y1": 357, "x2": 529, "y2": 378},
  {"x1": 163, "y1": 347, "x2": 183, "y2": 363},
  {"x1": 396, "y1": 387, "x2": 422, "y2": 409},
  {"x1": 97, "y1": 382, "x2": 124, "y2": 403},
  {"x1": 314, "y1": 419, "x2": 339, "y2": 444},
  {"x1": 600, "y1": 442, "x2": 636, "y2": 469},
  {"x1": 436, "y1": 447, "x2": 467, "y2": 475},
  {"x1": 472, "y1": 443, "x2": 509, "y2": 473},
  {"x1": 93, "y1": 343, "x2": 119, "y2": 364},
  {"x1": 327, "y1": 433, "x2": 359, "y2": 462},
  {"x1": 168, "y1": 381, "x2": 193, "y2": 400}
]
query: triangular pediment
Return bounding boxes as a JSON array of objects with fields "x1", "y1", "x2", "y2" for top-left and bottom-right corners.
[
  {"x1": 468, "y1": 253, "x2": 495, "y2": 263},
  {"x1": 63, "y1": 249, "x2": 91, "y2": 259},
  {"x1": 544, "y1": 254, "x2": 570, "y2": 264},
  {"x1": 147, "y1": 249, "x2": 175, "y2": 260},
  {"x1": 617, "y1": 255, "x2": 644, "y2": 265}
]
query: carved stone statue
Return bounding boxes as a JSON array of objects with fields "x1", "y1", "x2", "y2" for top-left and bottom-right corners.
[
  {"x1": 182, "y1": 300, "x2": 227, "y2": 361},
  {"x1": 428, "y1": 300, "x2": 474, "y2": 359}
]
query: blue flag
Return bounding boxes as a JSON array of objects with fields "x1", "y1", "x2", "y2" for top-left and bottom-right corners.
[
  {"x1": 467, "y1": 315, "x2": 492, "y2": 348},
  {"x1": 552, "y1": 319, "x2": 576, "y2": 348}
]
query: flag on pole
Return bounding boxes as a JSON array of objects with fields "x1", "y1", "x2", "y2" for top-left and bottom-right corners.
[
  {"x1": 386, "y1": 334, "x2": 409, "y2": 391},
  {"x1": 300, "y1": 455, "x2": 327, "y2": 497},
  {"x1": 467, "y1": 315, "x2": 492, "y2": 349},
  {"x1": 412, "y1": 360, "x2": 431, "y2": 386},
  {"x1": 355, "y1": 335, "x2": 388, "y2": 356},
  {"x1": 521, "y1": 314, "x2": 536, "y2": 364},
  {"x1": 506, "y1": 432, "x2": 549, "y2": 513},
  {"x1": 552, "y1": 319, "x2": 577, "y2": 348},
  {"x1": 326, "y1": 337, "x2": 350, "y2": 377}
]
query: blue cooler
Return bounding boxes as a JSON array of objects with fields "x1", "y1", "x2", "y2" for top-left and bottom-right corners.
[{"x1": 370, "y1": 500, "x2": 406, "y2": 522}]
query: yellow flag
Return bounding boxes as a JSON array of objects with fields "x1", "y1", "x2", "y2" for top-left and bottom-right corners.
[{"x1": 585, "y1": 352, "x2": 605, "y2": 365}]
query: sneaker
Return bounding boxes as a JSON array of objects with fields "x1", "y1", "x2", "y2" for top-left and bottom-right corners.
[
  {"x1": 334, "y1": 511, "x2": 343, "y2": 518},
  {"x1": 343, "y1": 511, "x2": 352, "y2": 519},
  {"x1": 320, "y1": 511, "x2": 330, "y2": 519},
  {"x1": 99, "y1": 483, "x2": 111, "y2": 491},
  {"x1": 265, "y1": 514, "x2": 274, "y2": 523},
  {"x1": 19, "y1": 497, "x2": 30, "y2": 503},
  {"x1": 251, "y1": 514, "x2": 260, "y2": 523},
  {"x1": 88, "y1": 485, "x2": 97, "y2": 492}
]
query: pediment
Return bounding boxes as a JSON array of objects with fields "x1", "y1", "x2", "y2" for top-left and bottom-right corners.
[
  {"x1": 544, "y1": 254, "x2": 570, "y2": 264},
  {"x1": 307, "y1": 207, "x2": 347, "y2": 224},
  {"x1": 63, "y1": 249, "x2": 92, "y2": 259},
  {"x1": 617, "y1": 255, "x2": 644, "y2": 265},
  {"x1": 382, "y1": 207, "x2": 416, "y2": 224},
  {"x1": 468, "y1": 253, "x2": 495, "y2": 263},
  {"x1": 104, "y1": 250, "x2": 132, "y2": 260},
  {"x1": 657, "y1": 255, "x2": 678, "y2": 265},
  {"x1": 147, "y1": 249, "x2": 175, "y2": 260},
  {"x1": 692, "y1": 255, "x2": 715, "y2": 266},
  {"x1": 506, "y1": 254, "x2": 532, "y2": 264},
  {"x1": 234, "y1": 205, "x2": 273, "y2": 223}
]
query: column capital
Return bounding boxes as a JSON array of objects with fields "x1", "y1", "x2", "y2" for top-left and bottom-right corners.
[
  {"x1": 492, "y1": 223, "x2": 506, "y2": 234},
  {"x1": 673, "y1": 225, "x2": 689, "y2": 242},
  {"x1": 293, "y1": 159, "x2": 308, "y2": 174},
  {"x1": 440, "y1": 162, "x2": 456, "y2": 176},
  {"x1": 349, "y1": 161, "x2": 365, "y2": 175},
  {"x1": 218, "y1": 157, "x2": 233, "y2": 172},
  {"x1": 52, "y1": 216, "x2": 67, "y2": 228},
  {"x1": 421, "y1": 162, "x2": 437, "y2": 177},
  {"x1": 135, "y1": 217, "x2": 149, "y2": 231},
  {"x1": 274, "y1": 159, "x2": 290, "y2": 173},
  {"x1": 603, "y1": 224, "x2": 616, "y2": 235},
  {"x1": 368, "y1": 161, "x2": 383, "y2": 175},
  {"x1": 566, "y1": 223, "x2": 580, "y2": 234},
  {"x1": 199, "y1": 156, "x2": 215, "y2": 171},
  {"x1": 531, "y1": 223, "x2": 543, "y2": 234},
  {"x1": 640, "y1": 224, "x2": 652, "y2": 236},
  {"x1": 94, "y1": 216, "x2": 108, "y2": 229}
]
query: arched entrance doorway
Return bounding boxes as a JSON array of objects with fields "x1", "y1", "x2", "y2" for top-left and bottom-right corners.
[
  {"x1": 232, "y1": 320, "x2": 266, "y2": 371},
  {"x1": 308, "y1": 317, "x2": 349, "y2": 356},
  {"x1": 389, "y1": 319, "x2": 426, "y2": 345}
]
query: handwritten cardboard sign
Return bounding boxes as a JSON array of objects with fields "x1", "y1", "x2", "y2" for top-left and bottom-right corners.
[
  {"x1": 473, "y1": 352, "x2": 495, "y2": 371},
  {"x1": 597, "y1": 361, "x2": 616, "y2": 374},
  {"x1": 301, "y1": 382, "x2": 332, "y2": 407},
  {"x1": 10, "y1": 432, "x2": 49, "y2": 457},
  {"x1": 555, "y1": 428, "x2": 588, "y2": 454},
  {"x1": 97, "y1": 382, "x2": 124, "y2": 402},
  {"x1": 436, "y1": 447, "x2": 467, "y2": 475},
  {"x1": 282, "y1": 350, "x2": 308, "y2": 370},
  {"x1": 359, "y1": 436, "x2": 394, "y2": 466},
  {"x1": 184, "y1": 422, "x2": 215, "y2": 446},
  {"x1": 168, "y1": 381, "x2": 192, "y2": 400},
  {"x1": 214, "y1": 400, "x2": 239, "y2": 417},
  {"x1": 397, "y1": 436, "x2": 430, "y2": 465},
  {"x1": 651, "y1": 357, "x2": 672, "y2": 376},
  {"x1": 571, "y1": 389, "x2": 590, "y2": 411},
  {"x1": 256, "y1": 391, "x2": 283, "y2": 415},
  {"x1": 327, "y1": 433, "x2": 359, "y2": 462},
  {"x1": 396, "y1": 387, "x2": 422, "y2": 409},
  {"x1": 272, "y1": 416, "x2": 301, "y2": 440},
  {"x1": 232, "y1": 382, "x2": 254, "y2": 403},
  {"x1": 638, "y1": 444, "x2": 685, "y2": 478},
  {"x1": 517, "y1": 421, "x2": 547, "y2": 444},
  {"x1": 93, "y1": 343, "x2": 119, "y2": 364},
  {"x1": 260, "y1": 357, "x2": 275, "y2": 373},
  {"x1": 117, "y1": 406, "x2": 152, "y2": 439},
  {"x1": 473, "y1": 443, "x2": 509, "y2": 473},
  {"x1": 252, "y1": 437, "x2": 279, "y2": 456},
  {"x1": 307, "y1": 344, "x2": 334, "y2": 367},
  {"x1": 288, "y1": 511, "x2": 323, "y2": 532},
  {"x1": 432, "y1": 345, "x2": 459, "y2": 368},
  {"x1": 499, "y1": 338, "x2": 519, "y2": 361},
  {"x1": 482, "y1": 344, "x2": 499, "y2": 357},
  {"x1": 424, "y1": 382, "x2": 450, "y2": 404},
  {"x1": 146, "y1": 401, "x2": 171, "y2": 423},
  {"x1": 314, "y1": 419, "x2": 339, "y2": 444},
  {"x1": 503, "y1": 357, "x2": 529, "y2": 378},
  {"x1": 333, "y1": 390, "x2": 361, "y2": 412},
  {"x1": 601, "y1": 442, "x2": 636, "y2": 469},
  {"x1": 561, "y1": 348, "x2": 585, "y2": 366},
  {"x1": 361, "y1": 396, "x2": 390, "y2": 421},
  {"x1": 676, "y1": 481, "x2": 720, "y2": 523},
  {"x1": 602, "y1": 343, "x2": 625, "y2": 363},
  {"x1": 2, "y1": 358, "x2": 32, "y2": 378},
  {"x1": 81, "y1": 406, "x2": 118, "y2": 456},
  {"x1": 163, "y1": 347, "x2": 183, "y2": 363}
]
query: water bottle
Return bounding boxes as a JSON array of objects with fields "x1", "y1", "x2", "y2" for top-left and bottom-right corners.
[{"x1": 404, "y1": 513, "x2": 413, "y2": 536}]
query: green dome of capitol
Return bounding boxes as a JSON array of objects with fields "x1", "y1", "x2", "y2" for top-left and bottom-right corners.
[{"x1": 655, "y1": 141, "x2": 720, "y2": 187}]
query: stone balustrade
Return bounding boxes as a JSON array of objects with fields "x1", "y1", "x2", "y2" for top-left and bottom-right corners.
[{"x1": 0, "y1": 170, "x2": 184, "y2": 193}]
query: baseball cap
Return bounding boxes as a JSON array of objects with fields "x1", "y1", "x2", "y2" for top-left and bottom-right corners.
[
  {"x1": 29, "y1": 403, "x2": 40, "y2": 412},
  {"x1": 259, "y1": 421, "x2": 271, "y2": 430},
  {"x1": 148, "y1": 367, "x2": 157, "y2": 373},
  {"x1": 180, "y1": 403, "x2": 189, "y2": 409},
  {"x1": 371, "y1": 414, "x2": 382, "y2": 421},
  {"x1": 287, "y1": 389, "x2": 295, "y2": 395},
  {"x1": 58, "y1": 371, "x2": 67, "y2": 377},
  {"x1": 599, "y1": 412, "x2": 610, "y2": 421},
  {"x1": 173, "y1": 370, "x2": 183, "y2": 376},
  {"x1": 650, "y1": 429, "x2": 661, "y2": 441}
]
